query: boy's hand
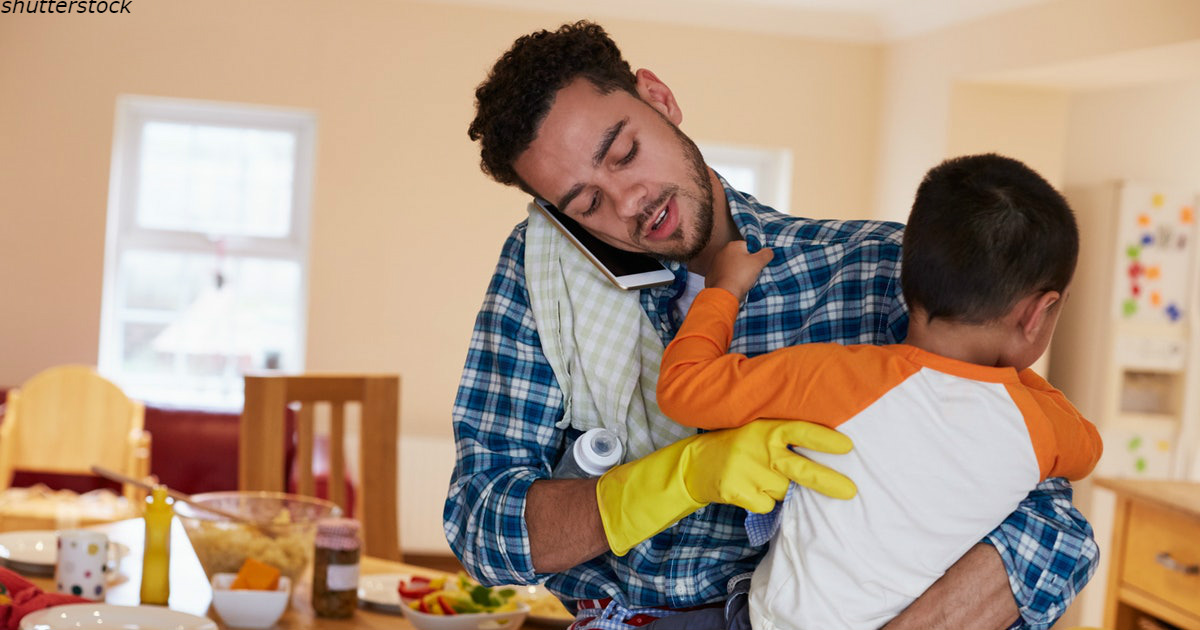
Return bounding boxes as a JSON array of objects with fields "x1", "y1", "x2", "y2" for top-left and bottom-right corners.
[{"x1": 705, "y1": 241, "x2": 774, "y2": 300}]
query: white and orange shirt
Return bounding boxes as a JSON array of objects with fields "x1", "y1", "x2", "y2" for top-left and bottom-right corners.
[{"x1": 658, "y1": 288, "x2": 1102, "y2": 630}]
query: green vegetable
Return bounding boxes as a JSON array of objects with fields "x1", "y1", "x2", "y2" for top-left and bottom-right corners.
[
  {"x1": 471, "y1": 585, "x2": 493, "y2": 606},
  {"x1": 410, "y1": 572, "x2": 519, "y2": 615}
]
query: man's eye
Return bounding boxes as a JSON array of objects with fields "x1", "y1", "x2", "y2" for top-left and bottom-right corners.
[
  {"x1": 616, "y1": 140, "x2": 639, "y2": 166},
  {"x1": 580, "y1": 192, "x2": 600, "y2": 218}
]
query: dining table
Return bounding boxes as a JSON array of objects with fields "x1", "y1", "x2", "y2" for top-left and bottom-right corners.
[{"x1": 18, "y1": 517, "x2": 454, "y2": 629}]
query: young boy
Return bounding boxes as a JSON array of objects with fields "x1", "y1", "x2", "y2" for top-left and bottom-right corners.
[{"x1": 656, "y1": 153, "x2": 1102, "y2": 630}]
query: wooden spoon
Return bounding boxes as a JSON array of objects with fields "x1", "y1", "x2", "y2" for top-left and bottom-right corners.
[{"x1": 90, "y1": 465, "x2": 279, "y2": 536}]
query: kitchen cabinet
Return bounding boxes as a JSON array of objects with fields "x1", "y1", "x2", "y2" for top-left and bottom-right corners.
[{"x1": 1097, "y1": 477, "x2": 1200, "y2": 630}]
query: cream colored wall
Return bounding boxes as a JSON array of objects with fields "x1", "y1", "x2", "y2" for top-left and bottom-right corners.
[
  {"x1": 0, "y1": 0, "x2": 880, "y2": 551},
  {"x1": 0, "y1": 0, "x2": 880, "y2": 426},
  {"x1": 946, "y1": 83, "x2": 1070, "y2": 186},
  {"x1": 1062, "y1": 80, "x2": 1200, "y2": 187},
  {"x1": 874, "y1": 0, "x2": 1200, "y2": 222}
]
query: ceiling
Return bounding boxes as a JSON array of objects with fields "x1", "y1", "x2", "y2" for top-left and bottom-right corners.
[
  {"x1": 434, "y1": 0, "x2": 1200, "y2": 89},
  {"x1": 972, "y1": 40, "x2": 1200, "y2": 90},
  {"x1": 423, "y1": 0, "x2": 1057, "y2": 42}
]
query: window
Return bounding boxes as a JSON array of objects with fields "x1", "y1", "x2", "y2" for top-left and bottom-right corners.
[
  {"x1": 100, "y1": 96, "x2": 315, "y2": 408},
  {"x1": 700, "y1": 143, "x2": 793, "y2": 213}
]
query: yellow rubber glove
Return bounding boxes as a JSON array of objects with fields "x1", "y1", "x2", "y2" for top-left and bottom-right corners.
[{"x1": 596, "y1": 419, "x2": 856, "y2": 556}]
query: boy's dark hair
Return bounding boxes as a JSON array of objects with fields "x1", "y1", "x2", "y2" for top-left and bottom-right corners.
[
  {"x1": 902, "y1": 153, "x2": 1078, "y2": 323},
  {"x1": 468, "y1": 21, "x2": 637, "y2": 192}
]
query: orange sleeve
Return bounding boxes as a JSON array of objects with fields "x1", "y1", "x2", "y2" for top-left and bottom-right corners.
[
  {"x1": 1006, "y1": 369, "x2": 1103, "y2": 480},
  {"x1": 657, "y1": 288, "x2": 915, "y2": 429}
]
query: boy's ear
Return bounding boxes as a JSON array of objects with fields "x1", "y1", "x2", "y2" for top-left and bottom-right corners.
[
  {"x1": 1016, "y1": 290, "x2": 1061, "y2": 343},
  {"x1": 635, "y1": 69, "x2": 682, "y2": 126}
]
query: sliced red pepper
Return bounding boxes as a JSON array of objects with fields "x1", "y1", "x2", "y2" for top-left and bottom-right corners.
[
  {"x1": 417, "y1": 597, "x2": 431, "y2": 613},
  {"x1": 399, "y1": 585, "x2": 435, "y2": 599},
  {"x1": 398, "y1": 577, "x2": 436, "y2": 599},
  {"x1": 437, "y1": 596, "x2": 459, "y2": 615}
]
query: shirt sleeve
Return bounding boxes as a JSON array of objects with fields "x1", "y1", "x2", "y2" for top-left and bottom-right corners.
[
  {"x1": 1015, "y1": 370, "x2": 1104, "y2": 480},
  {"x1": 984, "y1": 478, "x2": 1099, "y2": 630},
  {"x1": 443, "y1": 225, "x2": 563, "y2": 586},
  {"x1": 658, "y1": 288, "x2": 913, "y2": 430}
]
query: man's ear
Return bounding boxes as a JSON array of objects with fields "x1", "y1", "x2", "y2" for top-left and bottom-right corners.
[
  {"x1": 635, "y1": 69, "x2": 682, "y2": 125},
  {"x1": 1016, "y1": 290, "x2": 1061, "y2": 343}
]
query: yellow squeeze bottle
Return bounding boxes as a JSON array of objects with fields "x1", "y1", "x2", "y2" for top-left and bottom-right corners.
[{"x1": 140, "y1": 486, "x2": 172, "y2": 605}]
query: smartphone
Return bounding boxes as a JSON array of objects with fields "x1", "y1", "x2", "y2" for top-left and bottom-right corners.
[{"x1": 533, "y1": 198, "x2": 675, "y2": 290}]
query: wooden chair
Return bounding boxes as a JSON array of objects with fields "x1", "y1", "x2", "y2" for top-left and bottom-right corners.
[
  {"x1": 0, "y1": 365, "x2": 151, "y2": 503},
  {"x1": 240, "y1": 374, "x2": 401, "y2": 562}
]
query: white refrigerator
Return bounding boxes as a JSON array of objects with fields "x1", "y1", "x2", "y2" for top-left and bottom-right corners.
[{"x1": 1051, "y1": 181, "x2": 1200, "y2": 626}]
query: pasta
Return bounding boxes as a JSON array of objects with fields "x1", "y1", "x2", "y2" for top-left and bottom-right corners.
[{"x1": 186, "y1": 518, "x2": 313, "y2": 580}]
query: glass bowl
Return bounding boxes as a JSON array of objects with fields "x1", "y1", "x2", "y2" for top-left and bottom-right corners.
[{"x1": 175, "y1": 491, "x2": 340, "y2": 583}]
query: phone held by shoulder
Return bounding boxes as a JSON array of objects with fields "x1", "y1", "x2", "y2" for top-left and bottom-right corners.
[{"x1": 533, "y1": 198, "x2": 675, "y2": 291}]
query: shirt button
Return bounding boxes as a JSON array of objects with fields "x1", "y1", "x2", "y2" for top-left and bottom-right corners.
[{"x1": 674, "y1": 582, "x2": 687, "y2": 595}]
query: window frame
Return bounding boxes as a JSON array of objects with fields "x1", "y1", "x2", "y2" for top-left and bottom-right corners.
[
  {"x1": 699, "y1": 142, "x2": 794, "y2": 213},
  {"x1": 99, "y1": 95, "x2": 316, "y2": 408}
]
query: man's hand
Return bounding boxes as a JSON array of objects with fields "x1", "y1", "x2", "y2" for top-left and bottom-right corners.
[
  {"x1": 705, "y1": 241, "x2": 774, "y2": 301},
  {"x1": 596, "y1": 419, "x2": 856, "y2": 555}
]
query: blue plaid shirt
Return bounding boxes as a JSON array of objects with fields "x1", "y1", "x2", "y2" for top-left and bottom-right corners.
[{"x1": 444, "y1": 181, "x2": 1098, "y2": 630}]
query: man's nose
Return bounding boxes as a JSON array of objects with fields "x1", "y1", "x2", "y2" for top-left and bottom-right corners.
[{"x1": 611, "y1": 180, "x2": 648, "y2": 220}]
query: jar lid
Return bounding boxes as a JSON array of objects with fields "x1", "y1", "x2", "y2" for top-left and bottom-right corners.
[{"x1": 316, "y1": 518, "x2": 361, "y2": 550}]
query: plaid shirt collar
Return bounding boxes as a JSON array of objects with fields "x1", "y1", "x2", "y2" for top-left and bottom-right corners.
[{"x1": 642, "y1": 175, "x2": 777, "y2": 335}]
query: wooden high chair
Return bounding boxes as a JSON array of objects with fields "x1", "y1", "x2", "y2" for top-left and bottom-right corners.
[
  {"x1": 239, "y1": 373, "x2": 401, "y2": 561},
  {"x1": 0, "y1": 365, "x2": 151, "y2": 504}
]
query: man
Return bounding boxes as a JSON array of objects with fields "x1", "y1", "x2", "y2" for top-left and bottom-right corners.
[{"x1": 445, "y1": 20, "x2": 1096, "y2": 630}]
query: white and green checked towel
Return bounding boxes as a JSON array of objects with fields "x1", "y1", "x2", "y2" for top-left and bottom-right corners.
[{"x1": 524, "y1": 203, "x2": 693, "y2": 462}]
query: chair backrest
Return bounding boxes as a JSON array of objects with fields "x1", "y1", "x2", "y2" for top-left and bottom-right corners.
[
  {"x1": 240, "y1": 374, "x2": 401, "y2": 561},
  {"x1": 0, "y1": 365, "x2": 150, "y2": 502}
]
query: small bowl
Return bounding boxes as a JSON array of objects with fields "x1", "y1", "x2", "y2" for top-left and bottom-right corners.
[
  {"x1": 210, "y1": 572, "x2": 292, "y2": 629},
  {"x1": 399, "y1": 602, "x2": 530, "y2": 630}
]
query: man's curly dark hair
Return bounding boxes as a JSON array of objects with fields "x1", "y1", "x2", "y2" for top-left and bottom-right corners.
[{"x1": 468, "y1": 21, "x2": 638, "y2": 192}]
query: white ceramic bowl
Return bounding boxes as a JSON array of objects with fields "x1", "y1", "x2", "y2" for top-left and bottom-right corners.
[
  {"x1": 399, "y1": 602, "x2": 530, "y2": 630},
  {"x1": 210, "y1": 572, "x2": 292, "y2": 629}
]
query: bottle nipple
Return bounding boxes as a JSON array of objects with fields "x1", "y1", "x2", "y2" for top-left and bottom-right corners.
[{"x1": 592, "y1": 432, "x2": 617, "y2": 457}]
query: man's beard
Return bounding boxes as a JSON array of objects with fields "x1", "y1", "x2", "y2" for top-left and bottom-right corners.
[
  {"x1": 673, "y1": 126, "x2": 715, "y2": 263},
  {"x1": 636, "y1": 123, "x2": 715, "y2": 264}
]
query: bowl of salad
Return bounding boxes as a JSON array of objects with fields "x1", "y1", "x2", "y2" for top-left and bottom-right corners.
[{"x1": 396, "y1": 573, "x2": 530, "y2": 630}]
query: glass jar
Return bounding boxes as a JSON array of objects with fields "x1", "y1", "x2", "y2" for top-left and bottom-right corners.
[{"x1": 312, "y1": 518, "x2": 361, "y2": 618}]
